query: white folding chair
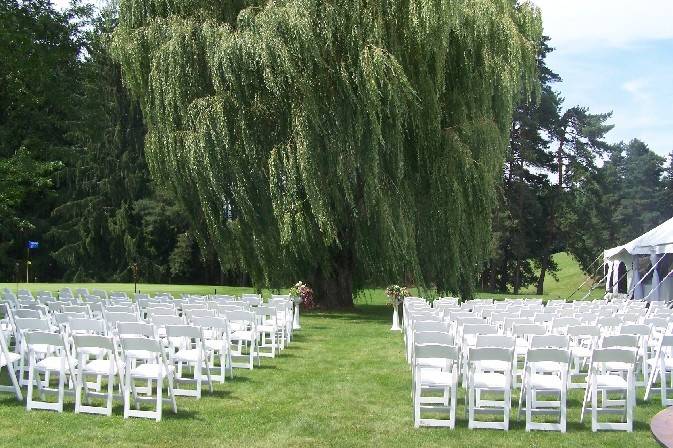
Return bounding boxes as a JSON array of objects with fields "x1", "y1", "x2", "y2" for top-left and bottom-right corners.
[
  {"x1": 518, "y1": 348, "x2": 570, "y2": 432},
  {"x1": 25, "y1": 331, "x2": 76, "y2": 412},
  {"x1": 0, "y1": 328, "x2": 22, "y2": 400},
  {"x1": 73, "y1": 334, "x2": 124, "y2": 416},
  {"x1": 413, "y1": 344, "x2": 459, "y2": 428},
  {"x1": 191, "y1": 316, "x2": 233, "y2": 382},
  {"x1": 226, "y1": 310, "x2": 258, "y2": 370},
  {"x1": 645, "y1": 335, "x2": 673, "y2": 405},
  {"x1": 567, "y1": 325, "x2": 600, "y2": 389},
  {"x1": 619, "y1": 324, "x2": 652, "y2": 387},
  {"x1": 581, "y1": 348, "x2": 636, "y2": 432},
  {"x1": 255, "y1": 306, "x2": 278, "y2": 358},
  {"x1": 121, "y1": 337, "x2": 177, "y2": 421},
  {"x1": 165, "y1": 325, "x2": 213, "y2": 398},
  {"x1": 466, "y1": 347, "x2": 514, "y2": 430}
]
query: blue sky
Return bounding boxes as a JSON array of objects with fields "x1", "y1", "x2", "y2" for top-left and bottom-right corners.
[{"x1": 532, "y1": 0, "x2": 673, "y2": 157}]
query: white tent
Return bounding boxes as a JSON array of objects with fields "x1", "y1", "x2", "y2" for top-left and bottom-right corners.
[{"x1": 604, "y1": 217, "x2": 673, "y2": 301}]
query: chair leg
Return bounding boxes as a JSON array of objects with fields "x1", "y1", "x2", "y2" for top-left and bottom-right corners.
[
  {"x1": 155, "y1": 374, "x2": 163, "y2": 422},
  {"x1": 26, "y1": 355, "x2": 35, "y2": 411},
  {"x1": 123, "y1": 372, "x2": 131, "y2": 419},
  {"x1": 7, "y1": 362, "x2": 22, "y2": 400}
]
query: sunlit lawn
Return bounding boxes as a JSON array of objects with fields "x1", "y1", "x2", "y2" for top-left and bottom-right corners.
[{"x1": 0, "y1": 282, "x2": 662, "y2": 447}]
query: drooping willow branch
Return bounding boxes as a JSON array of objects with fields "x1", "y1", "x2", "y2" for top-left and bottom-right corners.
[{"x1": 112, "y1": 0, "x2": 542, "y2": 302}]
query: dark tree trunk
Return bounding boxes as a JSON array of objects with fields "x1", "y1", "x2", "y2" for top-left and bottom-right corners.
[
  {"x1": 514, "y1": 257, "x2": 521, "y2": 294},
  {"x1": 536, "y1": 253, "x2": 548, "y2": 295},
  {"x1": 489, "y1": 259, "x2": 497, "y2": 292},
  {"x1": 311, "y1": 247, "x2": 355, "y2": 309}
]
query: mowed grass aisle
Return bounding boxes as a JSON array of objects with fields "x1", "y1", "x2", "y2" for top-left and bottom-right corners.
[{"x1": 0, "y1": 299, "x2": 661, "y2": 447}]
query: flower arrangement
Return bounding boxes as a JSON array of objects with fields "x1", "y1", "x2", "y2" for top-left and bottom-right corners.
[
  {"x1": 290, "y1": 281, "x2": 315, "y2": 309},
  {"x1": 385, "y1": 284, "x2": 409, "y2": 307}
]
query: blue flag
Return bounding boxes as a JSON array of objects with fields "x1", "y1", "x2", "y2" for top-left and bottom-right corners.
[{"x1": 27, "y1": 241, "x2": 39, "y2": 249}]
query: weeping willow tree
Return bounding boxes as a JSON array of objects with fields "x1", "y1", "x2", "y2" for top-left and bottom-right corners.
[{"x1": 112, "y1": 0, "x2": 541, "y2": 307}]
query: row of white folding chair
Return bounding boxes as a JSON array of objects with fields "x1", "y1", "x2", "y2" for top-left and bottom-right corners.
[
  {"x1": 412, "y1": 333, "x2": 640, "y2": 432},
  {"x1": 6, "y1": 316, "x2": 245, "y2": 419}
]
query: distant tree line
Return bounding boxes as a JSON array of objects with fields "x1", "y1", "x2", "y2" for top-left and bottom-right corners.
[
  {"x1": 481, "y1": 37, "x2": 673, "y2": 294},
  {"x1": 0, "y1": 1, "x2": 670, "y2": 295},
  {"x1": 0, "y1": 0, "x2": 246, "y2": 285}
]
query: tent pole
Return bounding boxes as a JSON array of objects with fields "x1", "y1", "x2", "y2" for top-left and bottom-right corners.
[
  {"x1": 627, "y1": 254, "x2": 666, "y2": 298},
  {"x1": 567, "y1": 254, "x2": 605, "y2": 300},
  {"x1": 642, "y1": 267, "x2": 672, "y2": 302}
]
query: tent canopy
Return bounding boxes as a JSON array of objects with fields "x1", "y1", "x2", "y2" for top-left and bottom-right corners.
[{"x1": 605, "y1": 217, "x2": 673, "y2": 259}]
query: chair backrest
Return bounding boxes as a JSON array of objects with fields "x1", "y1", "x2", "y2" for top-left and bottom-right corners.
[
  {"x1": 14, "y1": 317, "x2": 50, "y2": 332},
  {"x1": 105, "y1": 312, "x2": 139, "y2": 325},
  {"x1": 186, "y1": 309, "x2": 217, "y2": 321},
  {"x1": 191, "y1": 316, "x2": 229, "y2": 332},
  {"x1": 414, "y1": 321, "x2": 447, "y2": 332},
  {"x1": 592, "y1": 348, "x2": 636, "y2": 364},
  {"x1": 148, "y1": 307, "x2": 178, "y2": 317},
  {"x1": 475, "y1": 335, "x2": 515, "y2": 349},
  {"x1": 62, "y1": 304, "x2": 90, "y2": 315},
  {"x1": 530, "y1": 334, "x2": 569, "y2": 349},
  {"x1": 619, "y1": 324, "x2": 651, "y2": 337},
  {"x1": 14, "y1": 309, "x2": 42, "y2": 319},
  {"x1": 462, "y1": 324, "x2": 498, "y2": 337},
  {"x1": 567, "y1": 325, "x2": 601, "y2": 338},
  {"x1": 415, "y1": 344, "x2": 459, "y2": 363},
  {"x1": 151, "y1": 315, "x2": 184, "y2": 327},
  {"x1": 24, "y1": 331, "x2": 65, "y2": 348},
  {"x1": 526, "y1": 348, "x2": 571, "y2": 365},
  {"x1": 414, "y1": 331, "x2": 454, "y2": 346},
  {"x1": 106, "y1": 305, "x2": 136, "y2": 314},
  {"x1": 513, "y1": 323, "x2": 547, "y2": 338},
  {"x1": 118, "y1": 322, "x2": 156, "y2": 338},
  {"x1": 181, "y1": 303, "x2": 208, "y2": 312},
  {"x1": 69, "y1": 318, "x2": 105, "y2": 335},
  {"x1": 469, "y1": 347, "x2": 513, "y2": 363},
  {"x1": 601, "y1": 334, "x2": 638, "y2": 349},
  {"x1": 121, "y1": 337, "x2": 162, "y2": 356},
  {"x1": 225, "y1": 310, "x2": 255, "y2": 327},
  {"x1": 165, "y1": 324, "x2": 202, "y2": 339},
  {"x1": 73, "y1": 334, "x2": 115, "y2": 352}
]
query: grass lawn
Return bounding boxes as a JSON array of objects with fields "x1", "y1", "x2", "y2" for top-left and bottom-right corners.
[{"x1": 0, "y1": 256, "x2": 659, "y2": 447}]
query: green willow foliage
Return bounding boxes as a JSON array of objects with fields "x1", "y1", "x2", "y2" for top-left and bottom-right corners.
[{"x1": 112, "y1": 0, "x2": 542, "y2": 305}]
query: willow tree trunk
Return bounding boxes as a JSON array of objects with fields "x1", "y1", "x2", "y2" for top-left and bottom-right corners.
[{"x1": 310, "y1": 247, "x2": 355, "y2": 309}]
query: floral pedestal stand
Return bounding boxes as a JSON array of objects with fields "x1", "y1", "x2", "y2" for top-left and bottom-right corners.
[
  {"x1": 292, "y1": 296, "x2": 302, "y2": 330},
  {"x1": 390, "y1": 303, "x2": 401, "y2": 331}
]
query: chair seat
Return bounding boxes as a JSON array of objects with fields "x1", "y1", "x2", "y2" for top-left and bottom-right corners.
[
  {"x1": 83, "y1": 359, "x2": 122, "y2": 375},
  {"x1": 258, "y1": 324, "x2": 276, "y2": 333},
  {"x1": 78, "y1": 347, "x2": 106, "y2": 357},
  {"x1": 419, "y1": 368, "x2": 454, "y2": 387},
  {"x1": 130, "y1": 362, "x2": 174, "y2": 379},
  {"x1": 647, "y1": 357, "x2": 673, "y2": 369},
  {"x1": 600, "y1": 362, "x2": 632, "y2": 371},
  {"x1": 417, "y1": 358, "x2": 449, "y2": 369},
  {"x1": 172, "y1": 349, "x2": 202, "y2": 363},
  {"x1": 529, "y1": 373, "x2": 563, "y2": 390},
  {"x1": 205, "y1": 339, "x2": 228, "y2": 351},
  {"x1": 572, "y1": 346, "x2": 592, "y2": 358},
  {"x1": 231, "y1": 330, "x2": 254, "y2": 341},
  {"x1": 30, "y1": 344, "x2": 54, "y2": 354},
  {"x1": 36, "y1": 356, "x2": 76, "y2": 371},
  {"x1": 0, "y1": 352, "x2": 20, "y2": 367},
  {"x1": 475, "y1": 360, "x2": 510, "y2": 371},
  {"x1": 592, "y1": 374, "x2": 628, "y2": 389},
  {"x1": 531, "y1": 361, "x2": 563, "y2": 372},
  {"x1": 125, "y1": 349, "x2": 156, "y2": 360},
  {"x1": 473, "y1": 372, "x2": 508, "y2": 389}
]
